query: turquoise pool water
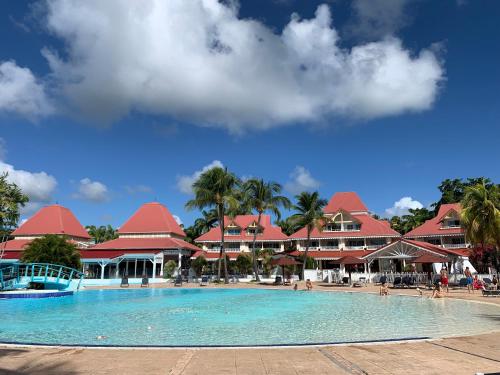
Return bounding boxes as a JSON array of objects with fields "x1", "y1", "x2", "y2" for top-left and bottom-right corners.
[{"x1": 1, "y1": 288, "x2": 499, "y2": 346}]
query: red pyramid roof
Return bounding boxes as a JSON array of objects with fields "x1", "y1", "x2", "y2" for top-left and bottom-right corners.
[
  {"x1": 12, "y1": 205, "x2": 90, "y2": 239},
  {"x1": 324, "y1": 192, "x2": 368, "y2": 213},
  {"x1": 405, "y1": 203, "x2": 463, "y2": 238},
  {"x1": 118, "y1": 202, "x2": 185, "y2": 237}
]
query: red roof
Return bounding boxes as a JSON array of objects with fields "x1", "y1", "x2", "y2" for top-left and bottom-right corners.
[
  {"x1": 118, "y1": 202, "x2": 185, "y2": 237},
  {"x1": 1, "y1": 251, "x2": 22, "y2": 260},
  {"x1": 12, "y1": 205, "x2": 90, "y2": 239},
  {"x1": 91, "y1": 237, "x2": 199, "y2": 252},
  {"x1": 405, "y1": 203, "x2": 463, "y2": 238},
  {"x1": 80, "y1": 250, "x2": 125, "y2": 259},
  {"x1": 289, "y1": 214, "x2": 400, "y2": 239},
  {"x1": 324, "y1": 192, "x2": 368, "y2": 213},
  {"x1": 195, "y1": 215, "x2": 288, "y2": 242},
  {"x1": 0, "y1": 239, "x2": 32, "y2": 251},
  {"x1": 289, "y1": 250, "x2": 375, "y2": 259}
]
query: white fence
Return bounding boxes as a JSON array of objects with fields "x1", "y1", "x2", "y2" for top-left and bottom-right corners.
[{"x1": 303, "y1": 269, "x2": 496, "y2": 284}]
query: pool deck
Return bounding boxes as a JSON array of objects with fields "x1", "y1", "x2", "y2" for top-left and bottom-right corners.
[{"x1": 1, "y1": 282, "x2": 499, "y2": 375}]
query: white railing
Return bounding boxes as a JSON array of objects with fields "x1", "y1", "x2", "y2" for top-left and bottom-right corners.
[{"x1": 443, "y1": 243, "x2": 467, "y2": 248}]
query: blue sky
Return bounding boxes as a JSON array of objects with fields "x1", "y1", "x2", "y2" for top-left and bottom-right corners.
[{"x1": 0, "y1": 0, "x2": 498, "y2": 228}]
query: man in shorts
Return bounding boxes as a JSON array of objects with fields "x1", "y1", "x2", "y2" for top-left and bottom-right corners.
[
  {"x1": 465, "y1": 266, "x2": 473, "y2": 293},
  {"x1": 440, "y1": 266, "x2": 449, "y2": 293}
]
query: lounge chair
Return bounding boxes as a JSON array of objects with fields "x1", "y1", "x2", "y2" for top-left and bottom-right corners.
[
  {"x1": 120, "y1": 276, "x2": 129, "y2": 288},
  {"x1": 200, "y1": 276, "x2": 209, "y2": 286},
  {"x1": 141, "y1": 277, "x2": 149, "y2": 288},
  {"x1": 174, "y1": 275, "x2": 182, "y2": 287},
  {"x1": 483, "y1": 278, "x2": 492, "y2": 288},
  {"x1": 459, "y1": 278, "x2": 468, "y2": 288},
  {"x1": 274, "y1": 276, "x2": 283, "y2": 285},
  {"x1": 482, "y1": 286, "x2": 500, "y2": 297},
  {"x1": 379, "y1": 275, "x2": 387, "y2": 285},
  {"x1": 358, "y1": 277, "x2": 367, "y2": 286},
  {"x1": 342, "y1": 276, "x2": 350, "y2": 285},
  {"x1": 393, "y1": 276, "x2": 402, "y2": 288},
  {"x1": 402, "y1": 276, "x2": 415, "y2": 287}
]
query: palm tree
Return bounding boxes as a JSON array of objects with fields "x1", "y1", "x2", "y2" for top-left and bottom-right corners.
[
  {"x1": 86, "y1": 225, "x2": 118, "y2": 244},
  {"x1": 243, "y1": 178, "x2": 290, "y2": 281},
  {"x1": 0, "y1": 172, "x2": 29, "y2": 238},
  {"x1": 289, "y1": 191, "x2": 327, "y2": 280},
  {"x1": 461, "y1": 181, "x2": 500, "y2": 253},
  {"x1": 186, "y1": 167, "x2": 240, "y2": 283}
]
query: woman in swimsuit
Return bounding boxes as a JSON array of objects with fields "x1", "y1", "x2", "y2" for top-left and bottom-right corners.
[{"x1": 440, "y1": 266, "x2": 449, "y2": 293}]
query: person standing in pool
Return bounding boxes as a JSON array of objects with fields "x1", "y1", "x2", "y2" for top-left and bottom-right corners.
[
  {"x1": 465, "y1": 266, "x2": 473, "y2": 293},
  {"x1": 305, "y1": 279, "x2": 313, "y2": 291},
  {"x1": 440, "y1": 266, "x2": 449, "y2": 293}
]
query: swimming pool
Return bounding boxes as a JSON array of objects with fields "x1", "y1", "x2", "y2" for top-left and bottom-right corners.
[{"x1": 1, "y1": 288, "x2": 499, "y2": 347}]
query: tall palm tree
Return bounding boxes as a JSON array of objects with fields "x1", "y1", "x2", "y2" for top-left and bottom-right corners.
[
  {"x1": 186, "y1": 167, "x2": 240, "y2": 283},
  {"x1": 461, "y1": 181, "x2": 500, "y2": 252},
  {"x1": 243, "y1": 178, "x2": 290, "y2": 281},
  {"x1": 289, "y1": 191, "x2": 327, "y2": 280},
  {"x1": 86, "y1": 225, "x2": 118, "y2": 244}
]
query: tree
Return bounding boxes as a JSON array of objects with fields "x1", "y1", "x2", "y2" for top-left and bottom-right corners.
[
  {"x1": 86, "y1": 225, "x2": 118, "y2": 244},
  {"x1": 275, "y1": 217, "x2": 301, "y2": 236},
  {"x1": 243, "y1": 178, "x2": 290, "y2": 281},
  {"x1": 0, "y1": 172, "x2": 29, "y2": 239},
  {"x1": 433, "y1": 177, "x2": 494, "y2": 213},
  {"x1": 191, "y1": 256, "x2": 208, "y2": 276},
  {"x1": 289, "y1": 191, "x2": 327, "y2": 280},
  {"x1": 186, "y1": 167, "x2": 240, "y2": 283},
  {"x1": 184, "y1": 209, "x2": 218, "y2": 244},
  {"x1": 461, "y1": 181, "x2": 500, "y2": 266},
  {"x1": 21, "y1": 235, "x2": 81, "y2": 269},
  {"x1": 235, "y1": 254, "x2": 252, "y2": 276},
  {"x1": 163, "y1": 260, "x2": 177, "y2": 278}
]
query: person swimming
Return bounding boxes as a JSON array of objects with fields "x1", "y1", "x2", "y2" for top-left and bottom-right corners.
[{"x1": 305, "y1": 279, "x2": 313, "y2": 291}]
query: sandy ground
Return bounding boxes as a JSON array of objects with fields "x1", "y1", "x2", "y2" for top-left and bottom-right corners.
[{"x1": 1, "y1": 282, "x2": 499, "y2": 374}]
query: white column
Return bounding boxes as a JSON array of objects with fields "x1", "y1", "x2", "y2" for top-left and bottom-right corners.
[
  {"x1": 178, "y1": 251, "x2": 182, "y2": 274},
  {"x1": 134, "y1": 259, "x2": 138, "y2": 278},
  {"x1": 100, "y1": 263, "x2": 106, "y2": 279},
  {"x1": 160, "y1": 261, "x2": 164, "y2": 277},
  {"x1": 152, "y1": 262, "x2": 157, "y2": 279}
]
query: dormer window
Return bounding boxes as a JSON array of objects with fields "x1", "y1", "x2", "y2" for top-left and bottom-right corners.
[
  {"x1": 225, "y1": 228, "x2": 241, "y2": 235},
  {"x1": 246, "y1": 227, "x2": 262, "y2": 235},
  {"x1": 325, "y1": 223, "x2": 342, "y2": 232},
  {"x1": 345, "y1": 223, "x2": 361, "y2": 231}
]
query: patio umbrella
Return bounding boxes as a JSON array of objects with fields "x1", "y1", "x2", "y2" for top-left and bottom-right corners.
[
  {"x1": 334, "y1": 256, "x2": 365, "y2": 285},
  {"x1": 270, "y1": 255, "x2": 301, "y2": 281}
]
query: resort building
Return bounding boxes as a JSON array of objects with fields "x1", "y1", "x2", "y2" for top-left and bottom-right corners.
[
  {"x1": 194, "y1": 215, "x2": 288, "y2": 261},
  {"x1": 404, "y1": 203, "x2": 468, "y2": 249},
  {"x1": 0, "y1": 204, "x2": 92, "y2": 262},
  {"x1": 82, "y1": 202, "x2": 200, "y2": 279},
  {"x1": 289, "y1": 192, "x2": 401, "y2": 268}
]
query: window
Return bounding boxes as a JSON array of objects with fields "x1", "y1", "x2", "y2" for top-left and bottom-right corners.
[
  {"x1": 345, "y1": 223, "x2": 361, "y2": 231},
  {"x1": 347, "y1": 240, "x2": 364, "y2": 247},
  {"x1": 324, "y1": 240, "x2": 338, "y2": 248},
  {"x1": 246, "y1": 228, "x2": 262, "y2": 235},
  {"x1": 225, "y1": 228, "x2": 241, "y2": 235},
  {"x1": 367, "y1": 238, "x2": 386, "y2": 247},
  {"x1": 447, "y1": 220, "x2": 460, "y2": 227},
  {"x1": 325, "y1": 223, "x2": 341, "y2": 231},
  {"x1": 427, "y1": 238, "x2": 441, "y2": 245}
]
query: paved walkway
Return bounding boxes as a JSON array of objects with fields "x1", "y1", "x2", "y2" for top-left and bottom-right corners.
[{"x1": 1, "y1": 283, "x2": 499, "y2": 374}]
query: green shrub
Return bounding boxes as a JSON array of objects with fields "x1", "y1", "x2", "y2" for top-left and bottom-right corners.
[{"x1": 163, "y1": 260, "x2": 177, "y2": 278}]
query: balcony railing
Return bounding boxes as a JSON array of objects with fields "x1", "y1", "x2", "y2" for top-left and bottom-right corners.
[{"x1": 442, "y1": 243, "x2": 467, "y2": 248}]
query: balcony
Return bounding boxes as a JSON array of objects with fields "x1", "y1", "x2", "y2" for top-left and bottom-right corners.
[{"x1": 442, "y1": 243, "x2": 467, "y2": 249}]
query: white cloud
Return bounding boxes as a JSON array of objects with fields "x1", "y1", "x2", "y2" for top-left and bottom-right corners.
[
  {"x1": 285, "y1": 166, "x2": 320, "y2": 195},
  {"x1": 346, "y1": 0, "x2": 415, "y2": 40},
  {"x1": 0, "y1": 160, "x2": 58, "y2": 215},
  {"x1": 73, "y1": 178, "x2": 109, "y2": 202},
  {"x1": 124, "y1": 184, "x2": 153, "y2": 194},
  {"x1": 173, "y1": 215, "x2": 183, "y2": 226},
  {"x1": 176, "y1": 160, "x2": 224, "y2": 194},
  {"x1": 385, "y1": 196, "x2": 423, "y2": 217},
  {"x1": 38, "y1": 1, "x2": 444, "y2": 132},
  {"x1": 0, "y1": 61, "x2": 53, "y2": 120}
]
